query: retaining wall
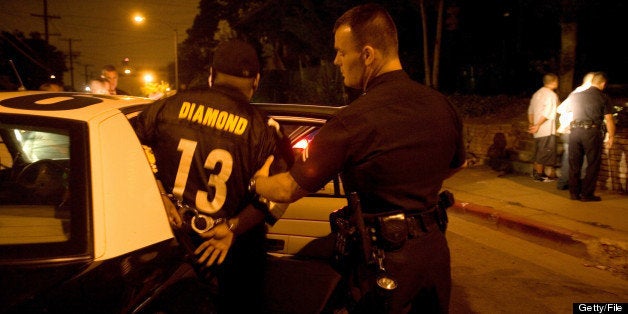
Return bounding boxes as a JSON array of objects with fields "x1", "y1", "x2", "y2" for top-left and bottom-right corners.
[{"x1": 463, "y1": 120, "x2": 628, "y2": 193}]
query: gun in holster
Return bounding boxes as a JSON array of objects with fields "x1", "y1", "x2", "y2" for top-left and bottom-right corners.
[
  {"x1": 329, "y1": 192, "x2": 374, "y2": 272},
  {"x1": 330, "y1": 193, "x2": 398, "y2": 311},
  {"x1": 436, "y1": 190, "x2": 454, "y2": 232}
]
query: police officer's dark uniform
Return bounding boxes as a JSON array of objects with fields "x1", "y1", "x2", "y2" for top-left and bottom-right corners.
[
  {"x1": 134, "y1": 40, "x2": 292, "y2": 312},
  {"x1": 290, "y1": 70, "x2": 466, "y2": 313},
  {"x1": 567, "y1": 86, "x2": 614, "y2": 200}
]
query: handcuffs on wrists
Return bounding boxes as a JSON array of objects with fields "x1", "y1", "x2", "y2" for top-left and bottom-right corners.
[
  {"x1": 163, "y1": 193, "x2": 234, "y2": 234},
  {"x1": 248, "y1": 177, "x2": 257, "y2": 193},
  {"x1": 190, "y1": 213, "x2": 232, "y2": 234}
]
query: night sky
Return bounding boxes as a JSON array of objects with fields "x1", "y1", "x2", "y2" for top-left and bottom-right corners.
[
  {"x1": 1, "y1": 1, "x2": 627, "y2": 94},
  {"x1": 0, "y1": 0, "x2": 198, "y2": 89}
]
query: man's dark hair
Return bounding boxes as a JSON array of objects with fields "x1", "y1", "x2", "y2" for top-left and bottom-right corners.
[
  {"x1": 102, "y1": 64, "x2": 117, "y2": 74},
  {"x1": 333, "y1": 3, "x2": 398, "y2": 56}
]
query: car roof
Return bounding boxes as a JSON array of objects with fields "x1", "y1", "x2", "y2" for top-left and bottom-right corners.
[
  {"x1": 0, "y1": 91, "x2": 153, "y2": 121},
  {"x1": 0, "y1": 92, "x2": 344, "y2": 122}
]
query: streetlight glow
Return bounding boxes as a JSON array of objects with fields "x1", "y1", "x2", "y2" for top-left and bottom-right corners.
[
  {"x1": 130, "y1": 14, "x2": 179, "y2": 91},
  {"x1": 143, "y1": 73, "x2": 154, "y2": 84},
  {"x1": 133, "y1": 14, "x2": 145, "y2": 24}
]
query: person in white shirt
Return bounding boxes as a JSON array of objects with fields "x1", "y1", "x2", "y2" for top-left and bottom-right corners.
[{"x1": 528, "y1": 73, "x2": 559, "y2": 182}]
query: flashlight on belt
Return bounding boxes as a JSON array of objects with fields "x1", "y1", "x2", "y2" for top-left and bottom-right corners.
[{"x1": 374, "y1": 249, "x2": 398, "y2": 292}]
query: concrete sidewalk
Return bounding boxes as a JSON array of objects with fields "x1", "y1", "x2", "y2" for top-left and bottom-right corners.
[{"x1": 443, "y1": 165, "x2": 627, "y2": 279}]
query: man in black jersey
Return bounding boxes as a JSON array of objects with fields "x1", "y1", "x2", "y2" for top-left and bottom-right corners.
[
  {"x1": 252, "y1": 4, "x2": 465, "y2": 313},
  {"x1": 134, "y1": 39, "x2": 292, "y2": 312}
]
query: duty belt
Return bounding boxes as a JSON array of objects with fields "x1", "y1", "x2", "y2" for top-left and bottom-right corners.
[
  {"x1": 364, "y1": 207, "x2": 440, "y2": 239},
  {"x1": 570, "y1": 120, "x2": 599, "y2": 129}
]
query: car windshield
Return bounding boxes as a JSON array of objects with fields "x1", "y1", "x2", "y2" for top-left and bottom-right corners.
[
  {"x1": 0, "y1": 115, "x2": 89, "y2": 260},
  {"x1": 14, "y1": 130, "x2": 70, "y2": 161}
]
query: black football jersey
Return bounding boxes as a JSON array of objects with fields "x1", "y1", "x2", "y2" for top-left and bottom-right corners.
[{"x1": 135, "y1": 86, "x2": 290, "y2": 219}]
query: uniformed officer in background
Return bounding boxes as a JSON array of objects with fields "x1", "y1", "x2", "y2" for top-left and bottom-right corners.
[
  {"x1": 252, "y1": 4, "x2": 465, "y2": 313},
  {"x1": 564, "y1": 72, "x2": 616, "y2": 201}
]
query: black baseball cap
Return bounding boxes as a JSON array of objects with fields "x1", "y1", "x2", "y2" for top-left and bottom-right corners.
[{"x1": 212, "y1": 40, "x2": 260, "y2": 78}]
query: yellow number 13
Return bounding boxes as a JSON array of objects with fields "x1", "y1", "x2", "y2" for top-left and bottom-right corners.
[{"x1": 172, "y1": 139, "x2": 233, "y2": 214}]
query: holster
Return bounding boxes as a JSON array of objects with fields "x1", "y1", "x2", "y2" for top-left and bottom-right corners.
[
  {"x1": 372, "y1": 212, "x2": 407, "y2": 251},
  {"x1": 436, "y1": 190, "x2": 454, "y2": 232},
  {"x1": 329, "y1": 206, "x2": 360, "y2": 272}
]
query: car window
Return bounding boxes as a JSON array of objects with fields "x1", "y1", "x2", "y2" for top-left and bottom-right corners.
[
  {"x1": 279, "y1": 122, "x2": 344, "y2": 197},
  {"x1": 0, "y1": 115, "x2": 90, "y2": 261}
]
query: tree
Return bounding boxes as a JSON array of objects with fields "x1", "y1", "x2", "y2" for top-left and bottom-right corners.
[
  {"x1": 177, "y1": 0, "x2": 627, "y2": 98},
  {"x1": 558, "y1": 0, "x2": 577, "y2": 98},
  {"x1": 179, "y1": 0, "x2": 346, "y2": 104},
  {"x1": 0, "y1": 31, "x2": 66, "y2": 90}
]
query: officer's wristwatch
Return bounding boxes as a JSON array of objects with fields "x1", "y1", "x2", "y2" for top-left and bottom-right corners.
[{"x1": 248, "y1": 177, "x2": 256, "y2": 193}]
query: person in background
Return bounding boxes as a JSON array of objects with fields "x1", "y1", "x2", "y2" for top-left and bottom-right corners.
[
  {"x1": 555, "y1": 72, "x2": 596, "y2": 190},
  {"x1": 101, "y1": 65, "x2": 128, "y2": 95},
  {"x1": 564, "y1": 72, "x2": 615, "y2": 201},
  {"x1": 39, "y1": 81, "x2": 64, "y2": 91},
  {"x1": 88, "y1": 77, "x2": 111, "y2": 95},
  {"x1": 134, "y1": 39, "x2": 293, "y2": 313},
  {"x1": 252, "y1": 4, "x2": 465, "y2": 313},
  {"x1": 528, "y1": 73, "x2": 559, "y2": 182}
]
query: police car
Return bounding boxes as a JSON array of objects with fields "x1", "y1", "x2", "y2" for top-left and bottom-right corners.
[
  {"x1": 0, "y1": 91, "x2": 345, "y2": 312},
  {"x1": 0, "y1": 91, "x2": 188, "y2": 313}
]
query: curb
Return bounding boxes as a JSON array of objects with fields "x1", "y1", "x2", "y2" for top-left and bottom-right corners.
[{"x1": 448, "y1": 200, "x2": 596, "y2": 259}]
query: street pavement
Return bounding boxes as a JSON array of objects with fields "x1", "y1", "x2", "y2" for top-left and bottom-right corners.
[{"x1": 443, "y1": 165, "x2": 627, "y2": 280}]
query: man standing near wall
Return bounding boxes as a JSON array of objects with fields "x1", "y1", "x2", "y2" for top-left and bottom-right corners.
[
  {"x1": 528, "y1": 73, "x2": 559, "y2": 182},
  {"x1": 555, "y1": 72, "x2": 596, "y2": 190},
  {"x1": 565, "y1": 72, "x2": 616, "y2": 201}
]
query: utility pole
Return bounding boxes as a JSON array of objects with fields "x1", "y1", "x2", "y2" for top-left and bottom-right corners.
[
  {"x1": 83, "y1": 64, "x2": 93, "y2": 88},
  {"x1": 61, "y1": 38, "x2": 81, "y2": 90},
  {"x1": 31, "y1": 0, "x2": 60, "y2": 44}
]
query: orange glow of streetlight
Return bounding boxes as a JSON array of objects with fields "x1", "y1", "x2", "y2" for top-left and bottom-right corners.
[
  {"x1": 133, "y1": 14, "x2": 145, "y2": 24},
  {"x1": 143, "y1": 73, "x2": 154, "y2": 84},
  {"x1": 130, "y1": 13, "x2": 179, "y2": 91}
]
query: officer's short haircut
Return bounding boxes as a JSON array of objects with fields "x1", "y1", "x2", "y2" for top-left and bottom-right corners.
[{"x1": 334, "y1": 3, "x2": 398, "y2": 57}]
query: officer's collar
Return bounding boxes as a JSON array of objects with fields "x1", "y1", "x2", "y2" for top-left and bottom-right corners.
[{"x1": 361, "y1": 70, "x2": 407, "y2": 96}]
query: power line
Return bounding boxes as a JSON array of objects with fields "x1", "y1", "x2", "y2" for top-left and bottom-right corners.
[
  {"x1": 61, "y1": 38, "x2": 81, "y2": 90},
  {"x1": 30, "y1": 0, "x2": 60, "y2": 44}
]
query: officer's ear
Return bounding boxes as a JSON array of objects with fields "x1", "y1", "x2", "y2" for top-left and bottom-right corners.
[
  {"x1": 252, "y1": 73, "x2": 260, "y2": 91},
  {"x1": 362, "y1": 46, "x2": 375, "y2": 66}
]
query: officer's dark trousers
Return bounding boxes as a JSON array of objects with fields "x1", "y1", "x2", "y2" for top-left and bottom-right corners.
[
  {"x1": 568, "y1": 127, "x2": 603, "y2": 198},
  {"x1": 385, "y1": 226, "x2": 450, "y2": 314}
]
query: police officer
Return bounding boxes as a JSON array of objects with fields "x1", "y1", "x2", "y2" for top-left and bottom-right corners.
[
  {"x1": 565, "y1": 72, "x2": 616, "y2": 201},
  {"x1": 252, "y1": 4, "x2": 465, "y2": 313},
  {"x1": 134, "y1": 39, "x2": 292, "y2": 312}
]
